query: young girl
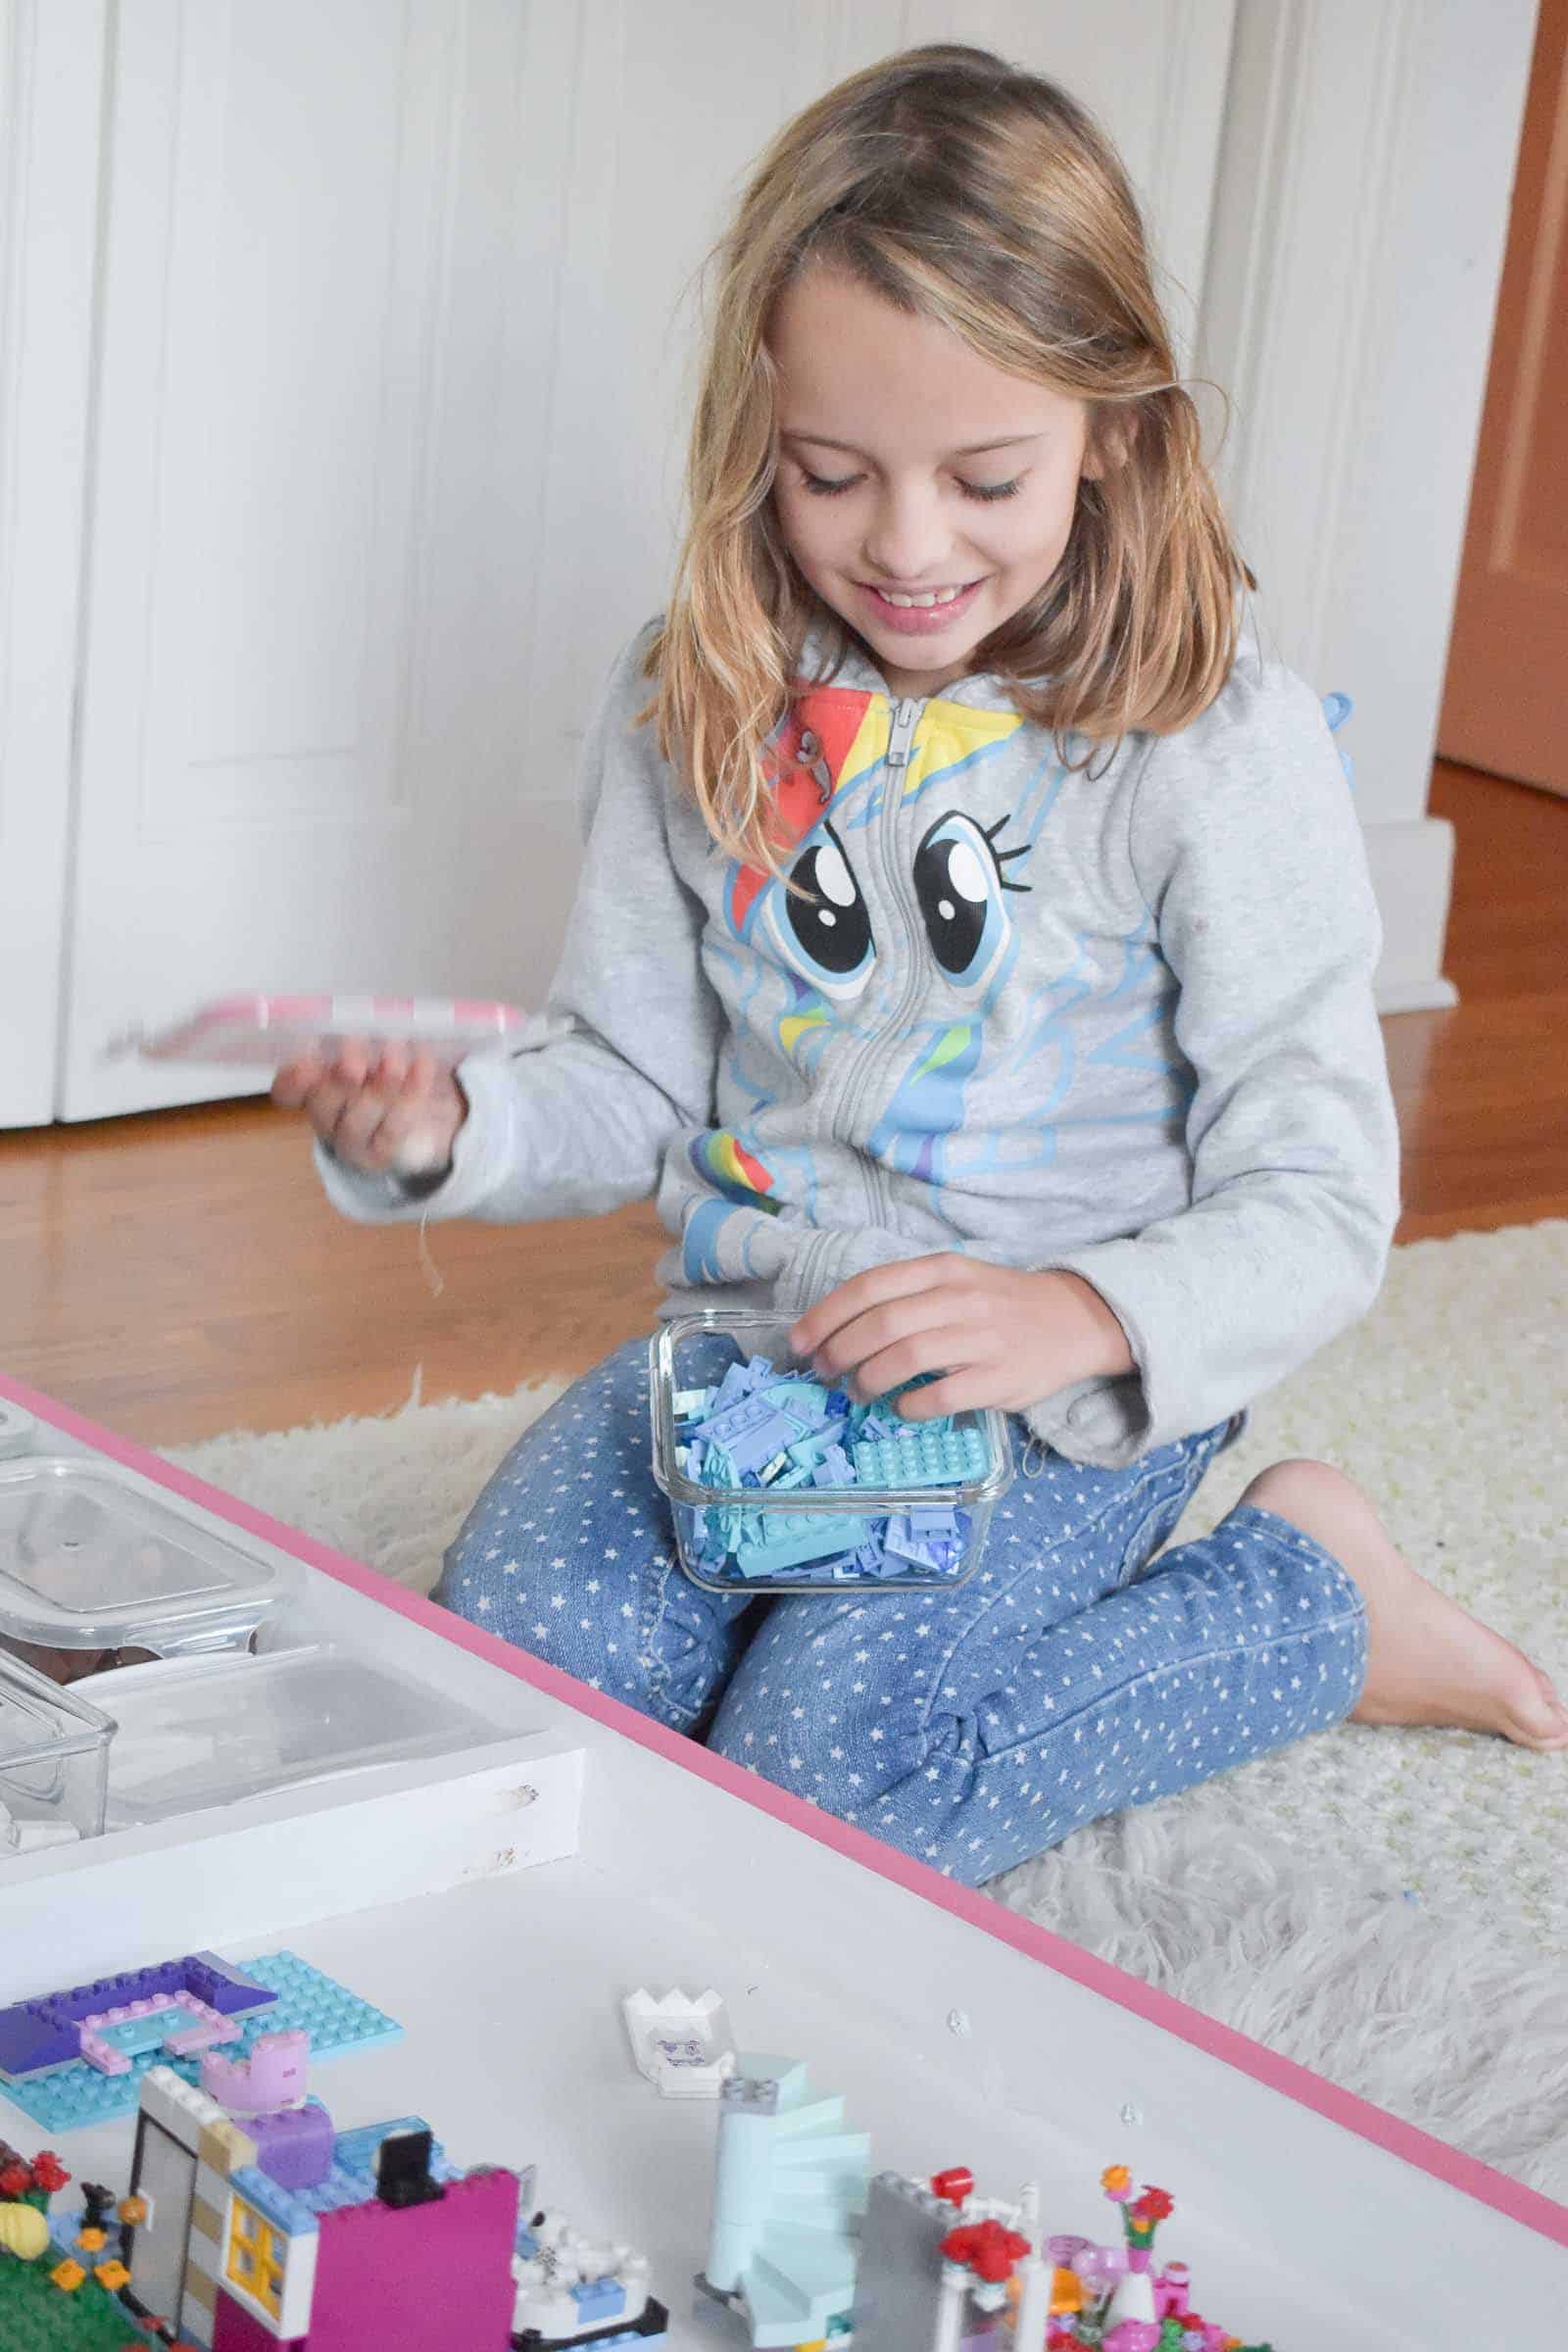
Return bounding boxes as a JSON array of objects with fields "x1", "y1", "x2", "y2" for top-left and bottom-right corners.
[{"x1": 275, "y1": 45, "x2": 1567, "y2": 1883}]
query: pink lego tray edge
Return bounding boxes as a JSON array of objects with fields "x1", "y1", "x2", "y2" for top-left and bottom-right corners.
[{"x1": 4, "y1": 1368, "x2": 1564, "y2": 2254}]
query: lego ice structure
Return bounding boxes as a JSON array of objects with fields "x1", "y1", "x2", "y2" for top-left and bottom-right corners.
[
  {"x1": 695, "y1": 2056, "x2": 870, "y2": 2344},
  {"x1": 692, "y1": 2060, "x2": 1275, "y2": 2352}
]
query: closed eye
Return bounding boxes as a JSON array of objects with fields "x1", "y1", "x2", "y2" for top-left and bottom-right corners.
[{"x1": 799, "y1": 469, "x2": 1023, "y2": 504}]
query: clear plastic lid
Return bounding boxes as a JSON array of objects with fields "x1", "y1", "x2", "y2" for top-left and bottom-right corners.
[
  {"x1": 92, "y1": 1644, "x2": 522, "y2": 1825},
  {"x1": 0, "y1": 1456, "x2": 284, "y2": 1652}
]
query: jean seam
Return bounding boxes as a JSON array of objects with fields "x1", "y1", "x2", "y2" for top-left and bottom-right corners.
[
  {"x1": 923, "y1": 1441, "x2": 1217, "y2": 1701},
  {"x1": 975, "y1": 1603, "x2": 1369, "y2": 1761},
  {"x1": 636, "y1": 1556, "x2": 708, "y2": 1731}
]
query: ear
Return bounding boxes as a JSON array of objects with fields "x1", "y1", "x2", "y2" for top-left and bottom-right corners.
[{"x1": 1081, "y1": 412, "x2": 1131, "y2": 483}]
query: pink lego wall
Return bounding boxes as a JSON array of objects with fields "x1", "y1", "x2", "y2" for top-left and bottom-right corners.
[
  {"x1": 212, "y1": 2288, "x2": 305, "y2": 2351},
  {"x1": 306, "y1": 2168, "x2": 520, "y2": 2351}
]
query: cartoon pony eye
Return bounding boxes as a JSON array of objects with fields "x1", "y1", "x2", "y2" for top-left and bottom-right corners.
[
  {"x1": 758, "y1": 820, "x2": 875, "y2": 1001},
  {"x1": 911, "y1": 810, "x2": 1029, "y2": 995}
]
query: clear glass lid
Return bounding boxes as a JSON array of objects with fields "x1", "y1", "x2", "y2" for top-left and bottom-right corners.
[{"x1": 0, "y1": 1456, "x2": 284, "y2": 1650}]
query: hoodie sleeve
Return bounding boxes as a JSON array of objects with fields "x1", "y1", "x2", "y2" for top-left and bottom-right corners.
[
  {"x1": 1019, "y1": 660, "x2": 1400, "y2": 1468},
  {"x1": 316, "y1": 615, "x2": 722, "y2": 1227}
]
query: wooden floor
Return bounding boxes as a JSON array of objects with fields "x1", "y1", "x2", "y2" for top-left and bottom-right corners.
[{"x1": 3, "y1": 763, "x2": 1565, "y2": 1447}]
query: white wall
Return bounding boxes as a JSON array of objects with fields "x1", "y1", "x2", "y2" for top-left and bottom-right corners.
[{"x1": 1197, "y1": 0, "x2": 1540, "y2": 1009}]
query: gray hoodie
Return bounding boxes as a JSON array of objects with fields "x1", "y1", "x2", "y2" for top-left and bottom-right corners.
[{"x1": 318, "y1": 612, "x2": 1398, "y2": 1469}]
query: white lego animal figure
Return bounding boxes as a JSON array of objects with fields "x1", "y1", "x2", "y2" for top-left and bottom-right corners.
[{"x1": 511, "y1": 2209, "x2": 652, "y2": 2340}]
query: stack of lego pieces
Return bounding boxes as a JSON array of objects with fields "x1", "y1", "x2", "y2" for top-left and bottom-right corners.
[{"x1": 673, "y1": 1354, "x2": 987, "y2": 1587}]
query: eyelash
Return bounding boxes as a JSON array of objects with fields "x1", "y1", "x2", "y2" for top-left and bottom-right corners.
[{"x1": 799, "y1": 469, "x2": 1024, "y2": 504}]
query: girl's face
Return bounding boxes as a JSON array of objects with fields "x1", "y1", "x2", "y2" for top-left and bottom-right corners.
[{"x1": 768, "y1": 264, "x2": 1100, "y2": 701}]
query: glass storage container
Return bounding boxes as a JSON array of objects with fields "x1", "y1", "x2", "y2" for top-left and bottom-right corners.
[
  {"x1": 0, "y1": 1650, "x2": 114, "y2": 1849},
  {"x1": 650, "y1": 1311, "x2": 1013, "y2": 1595},
  {"x1": 0, "y1": 1455, "x2": 286, "y2": 1663}
]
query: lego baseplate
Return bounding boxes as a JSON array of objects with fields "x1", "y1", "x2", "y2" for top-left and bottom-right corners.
[{"x1": 0, "y1": 1950, "x2": 400, "y2": 2133}]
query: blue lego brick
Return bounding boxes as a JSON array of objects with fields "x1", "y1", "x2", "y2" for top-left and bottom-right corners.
[
  {"x1": 851, "y1": 1424, "x2": 991, "y2": 1491},
  {"x1": 0, "y1": 1951, "x2": 401, "y2": 2133},
  {"x1": 572, "y1": 2278, "x2": 628, "y2": 2323},
  {"x1": 731, "y1": 1511, "x2": 873, "y2": 1576}
]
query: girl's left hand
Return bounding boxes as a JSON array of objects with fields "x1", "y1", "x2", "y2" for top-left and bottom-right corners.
[{"x1": 789, "y1": 1255, "x2": 1134, "y2": 1420}]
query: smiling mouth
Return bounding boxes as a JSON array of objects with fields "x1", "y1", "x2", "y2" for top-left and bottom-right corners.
[{"x1": 863, "y1": 579, "x2": 984, "y2": 609}]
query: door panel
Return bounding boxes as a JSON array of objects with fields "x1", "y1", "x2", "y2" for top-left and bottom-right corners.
[{"x1": 1439, "y1": 0, "x2": 1568, "y2": 793}]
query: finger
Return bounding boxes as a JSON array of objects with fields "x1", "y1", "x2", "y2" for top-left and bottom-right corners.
[
  {"x1": 811, "y1": 1293, "x2": 956, "y2": 1388},
  {"x1": 329, "y1": 1037, "x2": 373, "y2": 1089},
  {"x1": 894, "y1": 1365, "x2": 1015, "y2": 1420},
  {"x1": 375, "y1": 1040, "x2": 412, "y2": 1090},
  {"x1": 790, "y1": 1253, "x2": 964, "y2": 1356},
  {"x1": 402, "y1": 1046, "x2": 438, "y2": 1098},
  {"x1": 300, "y1": 1072, "x2": 359, "y2": 1136},
  {"x1": 331, "y1": 1089, "x2": 396, "y2": 1162},
  {"x1": 270, "y1": 1053, "x2": 327, "y2": 1109},
  {"x1": 851, "y1": 1325, "x2": 986, "y2": 1405},
  {"x1": 359, "y1": 1091, "x2": 453, "y2": 1172}
]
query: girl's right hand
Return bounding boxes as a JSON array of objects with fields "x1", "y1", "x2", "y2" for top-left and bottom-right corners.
[{"x1": 270, "y1": 1040, "x2": 467, "y2": 1177}]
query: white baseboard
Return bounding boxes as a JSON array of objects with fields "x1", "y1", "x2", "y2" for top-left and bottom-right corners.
[{"x1": 1364, "y1": 814, "x2": 1457, "y2": 1012}]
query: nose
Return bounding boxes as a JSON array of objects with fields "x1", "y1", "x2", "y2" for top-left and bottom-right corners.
[{"x1": 861, "y1": 480, "x2": 958, "y2": 586}]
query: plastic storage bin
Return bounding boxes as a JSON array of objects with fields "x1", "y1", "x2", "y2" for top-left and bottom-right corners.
[
  {"x1": 89, "y1": 1644, "x2": 525, "y2": 1826},
  {"x1": 650, "y1": 1311, "x2": 1012, "y2": 1594},
  {"x1": 0, "y1": 1651, "x2": 114, "y2": 1849},
  {"x1": 0, "y1": 1455, "x2": 285, "y2": 1663}
]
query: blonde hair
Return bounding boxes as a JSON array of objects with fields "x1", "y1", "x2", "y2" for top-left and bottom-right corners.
[{"x1": 639, "y1": 42, "x2": 1254, "y2": 872}]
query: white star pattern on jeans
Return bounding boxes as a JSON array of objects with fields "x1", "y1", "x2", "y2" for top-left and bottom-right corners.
[{"x1": 434, "y1": 1339, "x2": 1368, "y2": 1888}]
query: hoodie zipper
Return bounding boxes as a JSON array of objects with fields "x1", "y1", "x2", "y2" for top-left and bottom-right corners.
[{"x1": 829, "y1": 691, "x2": 926, "y2": 1227}]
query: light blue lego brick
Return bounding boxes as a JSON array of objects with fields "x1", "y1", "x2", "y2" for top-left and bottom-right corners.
[
  {"x1": 572, "y1": 2278, "x2": 628, "y2": 2323},
  {"x1": 851, "y1": 1424, "x2": 990, "y2": 1491},
  {"x1": 731, "y1": 1512, "x2": 872, "y2": 1576},
  {"x1": 0, "y1": 1951, "x2": 401, "y2": 2133}
]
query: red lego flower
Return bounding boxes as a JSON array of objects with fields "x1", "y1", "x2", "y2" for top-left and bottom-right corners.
[
  {"x1": 1138, "y1": 2186, "x2": 1174, "y2": 2223},
  {"x1": 0, "y1": 2161, "x2": 31, "y2": 2198},
  {"x1": 940, "y1": 2217, "x2": 1031, "y2": 2283},
  {"x1": 30, "y1": 2152, "x2": 70, "y2": 2193}
]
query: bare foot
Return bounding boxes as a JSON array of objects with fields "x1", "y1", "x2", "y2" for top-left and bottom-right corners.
[{"x1": 1244, "y1": 1459, "x2": 1568, "y2": 1753}]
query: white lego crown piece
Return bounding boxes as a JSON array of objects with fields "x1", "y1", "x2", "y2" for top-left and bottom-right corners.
[{"x1": 621, "y1": 1987, "x2": 737, "y2": 2098}]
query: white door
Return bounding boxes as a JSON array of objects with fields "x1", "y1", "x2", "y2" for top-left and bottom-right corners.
[{"x1": 56, "y1": 0, "x2": 1236, "y2": 1120}]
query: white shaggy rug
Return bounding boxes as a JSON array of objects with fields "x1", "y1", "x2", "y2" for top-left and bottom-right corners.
[{"x1": 167, "y1": 1222, "x2": 1568, "y2": 2198}]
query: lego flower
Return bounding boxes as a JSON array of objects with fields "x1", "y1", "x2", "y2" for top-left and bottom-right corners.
[
  {"x1": 30, "y1": 2153, "x2": 70, "y2": 2195},
  {"x1": 0, "y1": 2162, "x2": 31, "y2": 2199},
  {"x1": 1101, "y1": 2163, "x2": 1134, "y2": 2199},
  {"x1": 1136, "y1": 2187, "x2": 1174, "y2": 2225}
]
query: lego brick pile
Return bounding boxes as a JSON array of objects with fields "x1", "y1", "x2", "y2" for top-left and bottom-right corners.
[{"x1": 671, "y1": 1354, "x2": 989, "y2": 1586}]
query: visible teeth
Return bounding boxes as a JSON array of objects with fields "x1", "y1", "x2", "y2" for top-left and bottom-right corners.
[{"x1": 879, "y1": 583, "x2": 970, "y2": 608}]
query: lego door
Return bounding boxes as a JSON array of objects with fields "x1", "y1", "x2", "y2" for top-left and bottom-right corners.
[{"x1": 129, "y1": 2111, "x2": 198, "y2": 2327}]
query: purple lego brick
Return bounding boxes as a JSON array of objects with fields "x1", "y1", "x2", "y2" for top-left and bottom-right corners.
[
  {"x1": 689, "y1": 1394, "x2": 802, "y2": 1476},
  {"x1": 0, "y1": 1950, "x2": 274, "y2": 2079},
  {"x1": 249, "y1": 2098, "x2": 339, "y2": 2192}
]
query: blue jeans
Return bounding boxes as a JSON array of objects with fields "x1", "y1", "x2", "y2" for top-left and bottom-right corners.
[{"x1": 432, "y1": 1340, "x2": 1368, "y2": 1886}]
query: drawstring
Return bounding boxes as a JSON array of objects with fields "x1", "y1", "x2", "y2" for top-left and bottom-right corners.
[{"x1": 1021, "y1": 1435, "x2": 1050, "y2": 1479}]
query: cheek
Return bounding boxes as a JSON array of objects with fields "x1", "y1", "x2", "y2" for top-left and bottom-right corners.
[{"x1": 774, "y1": 488, "x2": 838, "y2": 570}]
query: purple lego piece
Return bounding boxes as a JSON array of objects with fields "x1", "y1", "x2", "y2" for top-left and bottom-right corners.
[
  {"x1": 0, "y1": 1949, "x2": 275, "y2": 2080},
  {"x1": 691, "y1": 1394, "x2": 800, "y2": 1476},
  {"x1": 908, "y1": 1505, "x2": 959, "y2": 1539},
  {"x1": 810, "y1": 1444, "x2": 855, "y2": 1488},
  {"x1": 203, "y1": 2027, "x2": 311, "y2": 2115},
  {"x1": 250, "y1": 2097, "x2": 339, "y2": 2192}
]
